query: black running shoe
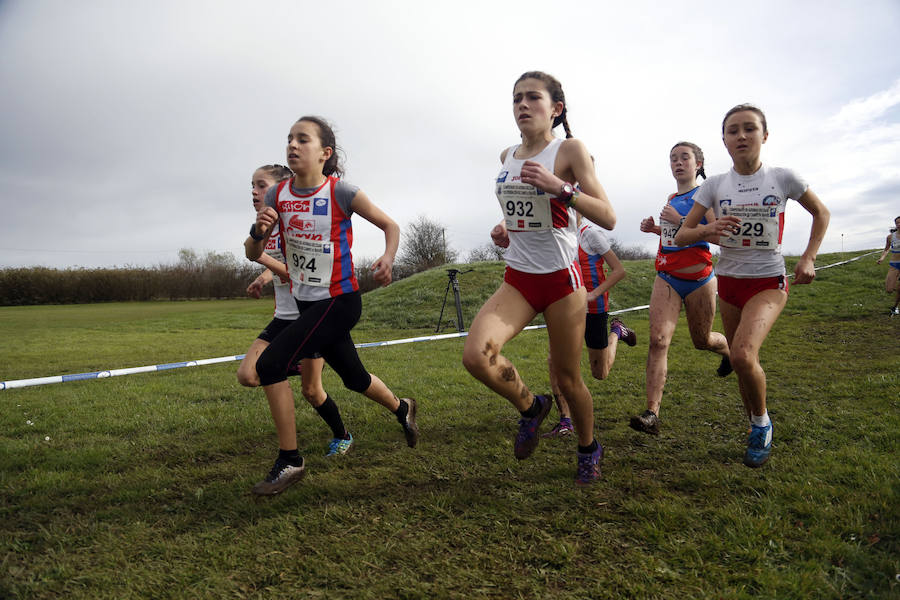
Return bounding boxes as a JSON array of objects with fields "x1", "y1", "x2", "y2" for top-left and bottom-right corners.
[
  {"x1": 629, "y1": 410, "x2": 660, "y2": 435},
  {"x1": 717, "y1": 356, "x2": 733, "y2": 377},
  {"x1": 398, "y1": 398, "x2": 419, "y2": 448}
]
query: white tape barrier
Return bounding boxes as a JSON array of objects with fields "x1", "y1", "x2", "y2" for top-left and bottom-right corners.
[{"x1": 0, "y1": 250, "x2": 878, "y2": 391}]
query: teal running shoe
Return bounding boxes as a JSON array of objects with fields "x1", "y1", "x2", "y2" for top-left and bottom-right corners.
[{"x1": 326, "y1": 432, "x2": 354, "y2": 457}]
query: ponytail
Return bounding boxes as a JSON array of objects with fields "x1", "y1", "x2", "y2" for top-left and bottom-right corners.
[{"x1": 516, "y1": 71, "x2": 573, "y2": 138}]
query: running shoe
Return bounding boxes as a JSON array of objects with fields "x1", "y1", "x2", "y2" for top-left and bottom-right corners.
[
  {"x1": 542, "y1": 417, "x2": 574, "y2": 438},
  {"x1": 575, "y1": 443, "x2": 604, "y2": 486},
  {"x1": 629, "y1": 409, "x2": 660, "y2": 435},
  {"x1": 514, "y1": 395, "x2": 552, "y2": 460},
  {"x1": 717, "y1": 356, "x2": 733, "y2": 377},
  {"x1": 610, "y1": 318, "x2": 637, "y2": 347},
  {"x1": 398, "y1": 398, "x2": 419, "y2": 448},
  {"x1": 326, "y1": 432, "x2": 354, "y2": 457},
  {"x1": 251, "y1": 457, "x2": 306, "y2": 496},
  {"x1": 743, "y1": 421, "x2": 773, "y2": 467}
]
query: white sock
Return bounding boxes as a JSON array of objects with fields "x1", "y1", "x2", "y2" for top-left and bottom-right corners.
[{"x1": 750, "y1": 411, "x2": 770, "y2": 428}]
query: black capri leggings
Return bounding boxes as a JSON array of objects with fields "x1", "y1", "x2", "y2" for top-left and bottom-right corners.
[{"x1": 256, "y1": 291, "x2": 372, "y2": 392}]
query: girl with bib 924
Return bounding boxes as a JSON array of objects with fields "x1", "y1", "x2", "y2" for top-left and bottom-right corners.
[
  {"x1": 674, "y1": 104, "x2": 829, "y2": 468},
  {"x1": 245, "y1": 116, "x2": 419, "y2": 496},
  {"x1": 462, "y1": 71, "x2": 616, "y2": 486}
]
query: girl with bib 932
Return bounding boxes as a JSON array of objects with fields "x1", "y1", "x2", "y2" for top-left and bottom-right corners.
[{"x1": 462, "y1": 71, "x2": 616, "y2": 486}]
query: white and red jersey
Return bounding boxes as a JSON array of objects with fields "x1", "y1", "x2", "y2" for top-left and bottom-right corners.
[
  {"x1": 578, "y1": 222, "x2": 611, "y2": 314},
  {"x1": 263, "y1": 234, "x2": 299, "y2": 320},
  {"x1": 495, "y1": 137, "x2": 578, "y2": 274},
  {"x1": 694, "y1": 165, "x2": 808, "y2": 278},
  {"x1": 270, "y1": 176, "x2": 359, "y2": 302}
]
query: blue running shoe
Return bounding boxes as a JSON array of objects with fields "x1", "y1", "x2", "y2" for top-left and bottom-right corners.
[
  {"x1": 575, "y1": 443, "x2": 604, "y2": 486},
  {"x1": 326, "y1": 432, "x2": 354, "y2": 457},
  {"x1": 743, "y1": 421, "x2": 773, "y2": 468},
  {"x1": 514, "y1": 395, "x2": 552, "y2": 460}
]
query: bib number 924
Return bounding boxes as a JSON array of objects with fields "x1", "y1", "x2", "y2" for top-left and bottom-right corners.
[{"x1": 290, "y1": 253, "x2": 317, "y2": 273}]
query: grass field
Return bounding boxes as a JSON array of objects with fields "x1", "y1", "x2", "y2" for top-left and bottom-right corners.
[{"x1": 1, "y1": 252, "x2": 898, "y2": 599}]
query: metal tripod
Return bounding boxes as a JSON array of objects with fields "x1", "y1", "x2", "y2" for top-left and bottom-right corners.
[{"x1": 435, "y1": 268, "x2": 469, "y2": 333}]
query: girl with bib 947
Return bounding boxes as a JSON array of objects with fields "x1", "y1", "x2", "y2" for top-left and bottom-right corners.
[
  {"x1": 462, "y1": 71, "x2": 615, "y2": 486},
  {"x1": 674, "y1": 104, "x2": 829, "y2": 468},
  {"x1": 629, "y1": 142, "x2": 731, "y2": 437}
]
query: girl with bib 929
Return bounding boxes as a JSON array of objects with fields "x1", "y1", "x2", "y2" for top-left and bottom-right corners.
[{"x1": 674, "y1": 104, "x2": 829, "y2": 469}]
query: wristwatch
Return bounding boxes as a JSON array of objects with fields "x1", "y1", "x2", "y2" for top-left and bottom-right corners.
[
  {"x1": 249, "y1": 224, "x2": 265, "y2": 241},
  {"x1": 559, "y1": 182, "x2": 578, "y2": 208}
]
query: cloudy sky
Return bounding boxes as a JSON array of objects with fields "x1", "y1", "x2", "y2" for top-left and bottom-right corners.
[{"x1": 1, "y1": 0, "x2": 898, "y2": 269}]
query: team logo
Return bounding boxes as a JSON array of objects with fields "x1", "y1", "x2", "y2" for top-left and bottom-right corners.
[
  {"x1": 281, "y1": 199, "x2": 311, "y2": 212},
  {"x1": 497, "y1": 171, "x2": 509, "y2": 183},
  {"x1": 313, "y1": 198, "x2": 329, "y2": 215},
  {"x1": 288, "y1": 215, "x2": 316, "y2": 231},
  {"x1": 762, "y1": 195, "x2": 779, "y2": 206}
]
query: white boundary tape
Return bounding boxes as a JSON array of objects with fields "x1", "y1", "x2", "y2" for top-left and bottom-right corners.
[{"x1": 0, "y1": 251, "x2": 878, "y2": 391}]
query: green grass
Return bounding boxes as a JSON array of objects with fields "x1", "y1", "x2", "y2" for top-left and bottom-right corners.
[{"x1": 1, "y1": 252, "x2": 897, "y2": 599}]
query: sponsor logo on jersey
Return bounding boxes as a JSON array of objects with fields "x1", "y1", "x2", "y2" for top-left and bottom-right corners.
[
  {"x1": 720, "y1": 199, "x2": 732, "y2": 207},
  {"x1": 497, "y1": 171, "x2": 508, "y2": 183},
  {"x1": 738, "y1": 185, "x2": 759, "y2": 193},
  {"x1": 280, "y1": 199, "x2": 311, "y2": 212},
  {"x1": 313, "y1": 198, "x2": 329, "y2": 215},
  {"x1": 288, "y1": 215, "x2": 316, "y2": 231},
  {"x1": 762, "y1": 195, "x2": 779, "y2": 206}
]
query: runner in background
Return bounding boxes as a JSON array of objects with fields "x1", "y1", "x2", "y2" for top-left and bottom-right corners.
[
  {"x1": 629, "y1": 142, "x2": 730, "y2": 436},
  {"x1": 875, "y1": 216, "x2": 900, "y2": 316}
]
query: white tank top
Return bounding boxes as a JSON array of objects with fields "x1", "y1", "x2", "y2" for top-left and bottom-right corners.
[
  {"x1": 495, "y1": 138, "x2": 577, "y2": 273},
  {"x1": 263, "y1": 235, "x2": 298, "y2": 320}
]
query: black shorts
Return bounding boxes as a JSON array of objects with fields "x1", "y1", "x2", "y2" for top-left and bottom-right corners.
[
  {"x1": 256, "y1": 292, "x2": 370, "y2": 391},
  {"x1": 258, "y1": 317, "x2": 321, "y2": 359},
  {"x1": 584, "y1": 312, "x2": 609, "y2": 350}
]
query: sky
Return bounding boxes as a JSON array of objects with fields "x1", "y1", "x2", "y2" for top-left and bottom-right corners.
[{"x1": 1, "y1": 0, "x2": 899, "y2": 270}]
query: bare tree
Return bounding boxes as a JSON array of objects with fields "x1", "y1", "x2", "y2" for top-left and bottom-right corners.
[
  {"x1": 466, "y1": 242, "x2": 506, "y2": 263},
  {"x1": 397, "y1": 215, "x2": 458, "y2": 273}
]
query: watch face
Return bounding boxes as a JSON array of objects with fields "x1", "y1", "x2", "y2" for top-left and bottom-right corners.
[{"x1": 561, "y1": 183, "x2": 574, "y2": 196}]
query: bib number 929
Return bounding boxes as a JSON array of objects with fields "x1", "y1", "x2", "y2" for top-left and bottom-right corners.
[{"x1": 739, "y1": 221, "x2": 764, "y2": 237}]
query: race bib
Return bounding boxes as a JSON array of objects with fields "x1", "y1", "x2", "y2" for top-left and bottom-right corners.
[
  {"x1": 660, "y1": 218, "x2": 683, "y2": 247},
  {"x1": 284, "y1": 237, "x2": 334, "y2": 287},
  {"x1": 497, "y1": 183, "x2": 553, "y2": 231},
  {"x1": 718, "y1": 205, "x2": 779, "y2": 249}
]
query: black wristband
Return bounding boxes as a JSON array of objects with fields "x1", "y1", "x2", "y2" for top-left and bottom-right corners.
[{"x1": 249, "y1": 224, "x2": 264, "y2": 241}]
